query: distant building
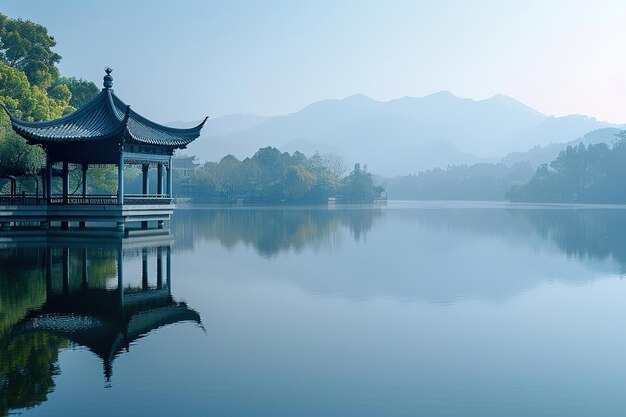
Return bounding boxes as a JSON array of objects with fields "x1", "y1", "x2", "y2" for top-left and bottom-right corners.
[
  {"x1": 172, "y1": 155, "x2": 199, "y2": 178},
  {"x1": 172, "y1": 155, "x2": 200, "y2": 197}
]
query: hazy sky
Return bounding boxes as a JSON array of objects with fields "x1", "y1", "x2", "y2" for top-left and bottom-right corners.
[{"x1": 4, "y1": 0, "x2": 626, "y2": 123}]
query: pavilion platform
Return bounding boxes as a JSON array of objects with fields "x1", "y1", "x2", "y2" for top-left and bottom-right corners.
[
  {"x1": 0, "y1": 198, "x2": 175, "y2": 236},
  {"x1": 0, "y1": 67, "x2": 206, "y2": 236}
]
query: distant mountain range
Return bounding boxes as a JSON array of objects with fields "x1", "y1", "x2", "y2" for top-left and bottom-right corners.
[
  {"x1": 501, "y1": 127, "x2": 623, "y2": 168},
  {"x1": 183, "y1": 92, "x2": 624, "y2": 176}
]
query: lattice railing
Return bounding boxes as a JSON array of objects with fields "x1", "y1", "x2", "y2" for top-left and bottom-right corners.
[{"x1": 1, "y1": 194, "x2": 172, "y2": 205}]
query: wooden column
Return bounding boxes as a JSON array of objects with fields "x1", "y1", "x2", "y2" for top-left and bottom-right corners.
[
  {"x1": 166, "y1": 157, "x2": 172, "y2": 197},
  {"x1": 117, "y1": 153, "x2": 124, "y2": 205},
  {"x1": 46, "y1": 154, "x2": 52, "y2": 202},
  {"x1": 62, "y1": 162, "x2": 69, "y2": 203},
  {"x1": 61, "y1": 162, "x2": 70, "y2": 229},
  {"x1": 80, "y1": 164, "x2": 88, "y2": 228},
  {"x1": 141, "y1": 164, "x2": 150, "y2": 229},
  {"x1": 81, "y1": 164, "x2": 88, "y2": 197},
  {"x1": 157, "y1": 163, "x2": 163, "y2": 195},
  {"x1": 142, "y1": 164, "x2": 149, "y2": 194}
]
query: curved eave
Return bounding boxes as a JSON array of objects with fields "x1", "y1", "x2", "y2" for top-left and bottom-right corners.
[
  {"x1": 1, "y1": 90, "x2": 107, "y2": 128},
  {"x1": 1, "y1": 91, "x2": 125, "y2": 144},
  {"x1": 1, "y1": 89, "x2": 208, "y2": 148},
  {"x1": 111, "y1": 92, "x2": 207, "y2": 148},
  {"x1": 11, "y1": 125, "x2": 122, "y2": 145}
]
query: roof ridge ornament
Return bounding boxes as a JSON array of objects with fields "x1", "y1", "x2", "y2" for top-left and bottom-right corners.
[{"x1": 103, "y1": 67, "x2": 113, "y2": 89}]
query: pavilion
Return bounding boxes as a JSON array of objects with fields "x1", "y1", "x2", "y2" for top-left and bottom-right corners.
[{"x1": 0, "y1": 68, "x2": 206, "y2": 234}]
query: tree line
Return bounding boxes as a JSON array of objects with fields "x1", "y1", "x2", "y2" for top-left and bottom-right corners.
[
  {"x1": 191, "y1": 147, "x2": 384, "y2": 203},
  {"x1": 386, "y1": 162, "x2": 534, "y2": 201},
  {"x1": 507, "y1": 134, "x2": 626, "y2": 203}
]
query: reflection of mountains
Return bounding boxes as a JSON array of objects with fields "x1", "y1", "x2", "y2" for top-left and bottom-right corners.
[
  {"x1": 201, "y1": 205, "x2": 626, "y2": 304},
  {"x1": 172, "y1": 207, "x2": 384, "y2": 256},
  {"x1": 0, "y1": 239, "x2": 201, "y2": 416},
  {"x1": 393, "y1": 206, "x2": 626, "y2": 269}
]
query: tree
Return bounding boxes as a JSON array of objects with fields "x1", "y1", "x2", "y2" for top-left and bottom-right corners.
[
  {"x1": 0, "y1": 13, "x2": 62, "y2": 88},
  {"x1": 0, "y1": 133, "x2": 44, "y2": 178},
  {"x1": 507, "y1": 135, "x2": 626, "y2": 203},
  {"x1": 0, "y1": 62, "x2": 73, "y2": 182},
  {"x1": 340, "y1": 163, "x2": 383, "y2": 202},
  {"x1": 49, "y1": 76, "x2": 99, "y2": 109}
]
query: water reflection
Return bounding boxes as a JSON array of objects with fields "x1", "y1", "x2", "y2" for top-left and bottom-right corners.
[
  {"x1": 172, "y1": 206, "x2": 383, "y2": 256},
  {"x1": 0, "y1": 237, "x2": 201, "y2": 416},
  {"x1": 514, "y1": 208, "x2": 626, "y2": 269},
  {"x1": 171, "y1": 205, "x2": 626, "y2": 303},
  {"x1": 5, "y1": 204, "x2": 626, "y2": 416}
]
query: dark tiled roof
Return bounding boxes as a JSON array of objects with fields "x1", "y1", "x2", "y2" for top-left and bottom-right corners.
[{"x1": 1, "y1": 89, "x2": 207, "y2": 148}]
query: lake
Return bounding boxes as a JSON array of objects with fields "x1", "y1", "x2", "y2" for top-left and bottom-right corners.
[{"x1": 3, "y1": 201, "x2": 626, "y2": 416}]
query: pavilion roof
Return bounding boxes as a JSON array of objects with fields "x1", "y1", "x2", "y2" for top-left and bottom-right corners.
[{"x1": 1, "y1": 68, "x2": 207, "y2": 149}]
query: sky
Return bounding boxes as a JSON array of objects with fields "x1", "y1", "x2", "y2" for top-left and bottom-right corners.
[{"x1": 4, "y1": 0, "x2": 626, "y2": 123}]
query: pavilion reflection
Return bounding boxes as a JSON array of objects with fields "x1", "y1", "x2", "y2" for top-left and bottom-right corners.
[{"x1": 0, "y1": 235, "x2": 201, "y2": 415}]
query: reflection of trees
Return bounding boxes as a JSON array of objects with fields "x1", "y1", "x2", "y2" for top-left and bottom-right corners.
[
  {"x1": 514, "y1": 209, "x2": 626, "y2": 270},
  {"x1": 0, "y1": 247, "x2": 117, "y2": 416},
  {"x1": 0, "y1": 333, "x2": 67, "y2": 417},
  {"x1": 0, "y1": 249, "x2": 47, "y2": 335},
  {"x1": 0, "y1": 249, "x2": 61, "y2": 416},
  {"x1": 394, "y1": 206, "x2": 626, "y2": 270},
  {"x1": 172, "y1": 207, "x2": 382, "y2": 256}
]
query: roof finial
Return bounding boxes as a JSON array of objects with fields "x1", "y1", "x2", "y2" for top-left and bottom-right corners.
[{"x1": 103, "y1": 67, "x2": 113, "y2": 89}]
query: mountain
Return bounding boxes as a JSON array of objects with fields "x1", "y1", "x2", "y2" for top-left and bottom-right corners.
[
  {"x1": 186, "y1": 92, "x2": 621, "y2": 176},
  {"x1": 501, "y1": 127, "x2": 623, "y2": 168},
  {"x1": 168, "y1": 114, "x2": 271, "y2": 136}
]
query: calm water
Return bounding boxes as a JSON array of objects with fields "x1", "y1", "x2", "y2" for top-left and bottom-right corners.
[{"x1": 3, "y1": 201, "x2": 626, "y2": 416}]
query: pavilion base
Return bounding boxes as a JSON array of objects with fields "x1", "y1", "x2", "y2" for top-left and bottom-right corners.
[{"x1": 0, "y1": 203, "x2": 174, "y2": 237}]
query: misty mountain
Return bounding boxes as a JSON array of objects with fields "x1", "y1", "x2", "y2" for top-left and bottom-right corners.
[
  {"x1": 168, "y1": 114, "x2": 272, "y2": 136},
  {"x1": 187, "y1": 92, "x2": 621, "y2": 176},
  {"x1": 501, "y1": 127, "x2": 623, "y2": 168}
]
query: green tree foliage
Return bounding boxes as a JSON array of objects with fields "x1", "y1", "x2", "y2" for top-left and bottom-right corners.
[
  {"x1": 49, "y1": 76, "x2": 99, "y2": 109},
  {"x1": 193, "y1": 147, "x2": 383, "y2": 203},
  {"x1": 507, "y1": 135, "x2": 626, "y2": 203},
  {"x1": 0, "y1": 63, "x2": 70, "y2": 121},
  {"x1": 0, "y1": 13, "x2": 61, "y2": 88},
  {"x1": 339, "y1": 163, "x2": 384, "y2": 202},
  {"x1": 0, "y1": 132, "x2": 44, "y2": 178},
  {"x1": 0, "y1": 14, "x2": 98, "y2": 186}
]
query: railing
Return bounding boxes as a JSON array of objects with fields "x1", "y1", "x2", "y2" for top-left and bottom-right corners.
[
  {"x1": 49, "y1": 195, "x2": 118, "y2": 205},
  {"x1": 1, "y1": 194, "x2": 172, "y2": 206},
  {"x1": 123, "y1": 194, "x2": 172, "y2": 205},
  {"x1": 0, "y1": 194, "x2": 45, "y2": 205}
]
